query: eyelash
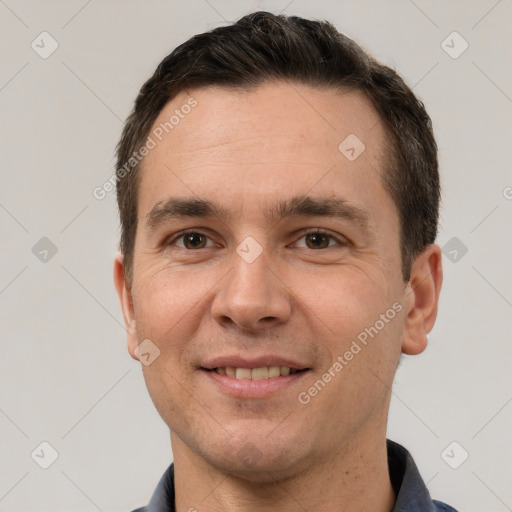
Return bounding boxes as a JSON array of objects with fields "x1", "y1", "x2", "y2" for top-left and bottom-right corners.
[{"x1": 165, "y1": 229, "x2": 347, "y2": 250}]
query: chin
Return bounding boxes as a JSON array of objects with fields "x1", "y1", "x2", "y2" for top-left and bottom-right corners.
[{"x1": 199, "y1": 435, "x2": 311, "y2": 483}]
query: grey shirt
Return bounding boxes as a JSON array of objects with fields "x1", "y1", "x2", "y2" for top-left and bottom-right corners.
[{"x1": 132, "y1": 440, "x2": 458, "y2": 512}]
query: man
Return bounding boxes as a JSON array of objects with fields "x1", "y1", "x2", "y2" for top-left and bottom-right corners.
[{"x1": 113, "y1": 11, "x2": 456, "y2": 512}]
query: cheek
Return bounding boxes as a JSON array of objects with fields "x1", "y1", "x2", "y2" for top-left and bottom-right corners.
[
  {"x1": 297, "y1": 269, "x2": 404, "y2": 423},
  {"x1": 289, "y1": 263, "x2": 398, "y2": 342},
  {"x1": 287, "y1": 264, "x2": 404, "y2": 397},
  {"x1": 133, "y1": 260, "x2": 213, "y2": 330},
  {"x1": 131, "y1": 261, "x2": 233, "y2": 378}
]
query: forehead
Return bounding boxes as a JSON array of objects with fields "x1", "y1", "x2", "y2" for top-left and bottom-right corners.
[
  {"x1": 138, "y1": 82, "x2": 392, "y2": 220},
  {"x1": 150, "y1": 82, "x2": 383, "y2": 157}
]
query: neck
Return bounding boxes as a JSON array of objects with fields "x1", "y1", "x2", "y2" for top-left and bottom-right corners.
[{"x1": 172, "y1": 425, "x2": 395, "y2": 512}]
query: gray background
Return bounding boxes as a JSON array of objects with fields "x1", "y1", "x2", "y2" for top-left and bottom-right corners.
[{"x1": 1, "y1": 1, "x2": 511, "y2": 511}]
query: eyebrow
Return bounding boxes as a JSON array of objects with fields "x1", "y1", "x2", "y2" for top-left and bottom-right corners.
[
  {"x1": 146, "y1": 198, "x2": 228, "y2": 228},
  {"x1": 145, "y1": 195, "x2": 372, "y2": 236}
]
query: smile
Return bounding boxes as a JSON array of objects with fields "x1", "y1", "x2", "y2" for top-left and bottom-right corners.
[
  {"x1": 201, "y1": 366, "x2": 310, "y2": 399},
  {"x1": 212, "y1": 366, "x2": 301, "y2": 380}
]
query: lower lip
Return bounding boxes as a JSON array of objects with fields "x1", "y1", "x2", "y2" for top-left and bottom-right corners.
[{"x1": 201, "y1": 369, "x2": 310, "y2": 398}]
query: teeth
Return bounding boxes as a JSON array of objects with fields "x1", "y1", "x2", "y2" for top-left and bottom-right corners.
[
  {"x1": 214, "y1": 366, "x2": 300, "y2": 379},
  {"x1": 235, "y1": 368, "x2": 252, "y2": 380},
  {"x1": 268, "y1": 366, "x2": 281, "y2": 378},
  {"x1": 251, "y1": 367, "x2": 269, "y2": 380}
]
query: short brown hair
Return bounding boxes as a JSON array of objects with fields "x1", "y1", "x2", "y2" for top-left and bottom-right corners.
[{"x1": 116, "y1": 11, "x2": 439, "y2": 283}]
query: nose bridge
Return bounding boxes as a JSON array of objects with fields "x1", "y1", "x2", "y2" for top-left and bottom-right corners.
[{"x1": 211, "y1": 240, "x2": 291, "y2": 330}]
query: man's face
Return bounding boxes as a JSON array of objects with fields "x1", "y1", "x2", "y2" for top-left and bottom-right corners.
[{"x1": 120, "y1": 83, "x2": 412, "y2": 478}]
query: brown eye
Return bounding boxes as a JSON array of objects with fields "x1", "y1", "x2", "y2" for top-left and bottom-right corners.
[
  {"x1": 291, "y1": 230, "x2": 345, "y2": 250},
  {"x1": 304, "y1": 232, "x2": 331, "y2": 249},
  {"x1": 178, "y1": 233, "x2": 209, "y2": 249}
]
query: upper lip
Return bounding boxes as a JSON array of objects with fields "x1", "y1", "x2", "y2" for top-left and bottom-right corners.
[{"x1": 201, "y1": 356, "x2": 309, "y2": 370}]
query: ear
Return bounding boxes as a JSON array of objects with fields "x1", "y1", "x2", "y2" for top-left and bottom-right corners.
[
  {"x1": 113, "y1": 253, "x2": 139, "y2": 361},
  {"x1": 401, "y1": 244, "x2": 443, "y2": 355}
]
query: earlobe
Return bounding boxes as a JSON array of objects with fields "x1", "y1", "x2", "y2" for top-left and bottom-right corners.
[
  {"x1": 113, "y1": 253, "x2": 140, "y2": 361},
  {"x1": 401, "y1": 244, "x2": 443, "y2": 356}
]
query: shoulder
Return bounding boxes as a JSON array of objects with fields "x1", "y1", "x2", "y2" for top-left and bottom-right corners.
[
  {"x1": 129, "y1": 463, "x2": 175, "y2": 512},
  {"x1": 433, "y1": 500, "x2": 460, "y2": 511},
  {"x1": 387, "y1": 440, "x2": 459, "y2": 512}
]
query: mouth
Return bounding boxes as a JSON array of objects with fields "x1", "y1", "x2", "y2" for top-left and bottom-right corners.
[
  {"x1": 205, "y1": 366, "x2": 306, "y2": 380},
  {"x1": 200, "y1": 362, "x2": 311, "y2": 398}
]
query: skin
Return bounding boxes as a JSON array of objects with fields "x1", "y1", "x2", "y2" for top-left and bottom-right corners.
[{"x1": 114, "y1": 82, "x2": 443, "y2": 512}]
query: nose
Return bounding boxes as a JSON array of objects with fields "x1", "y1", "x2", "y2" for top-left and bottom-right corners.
[{"x1": 211, "y1": 248, "x2": 291, "y2": 332}]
